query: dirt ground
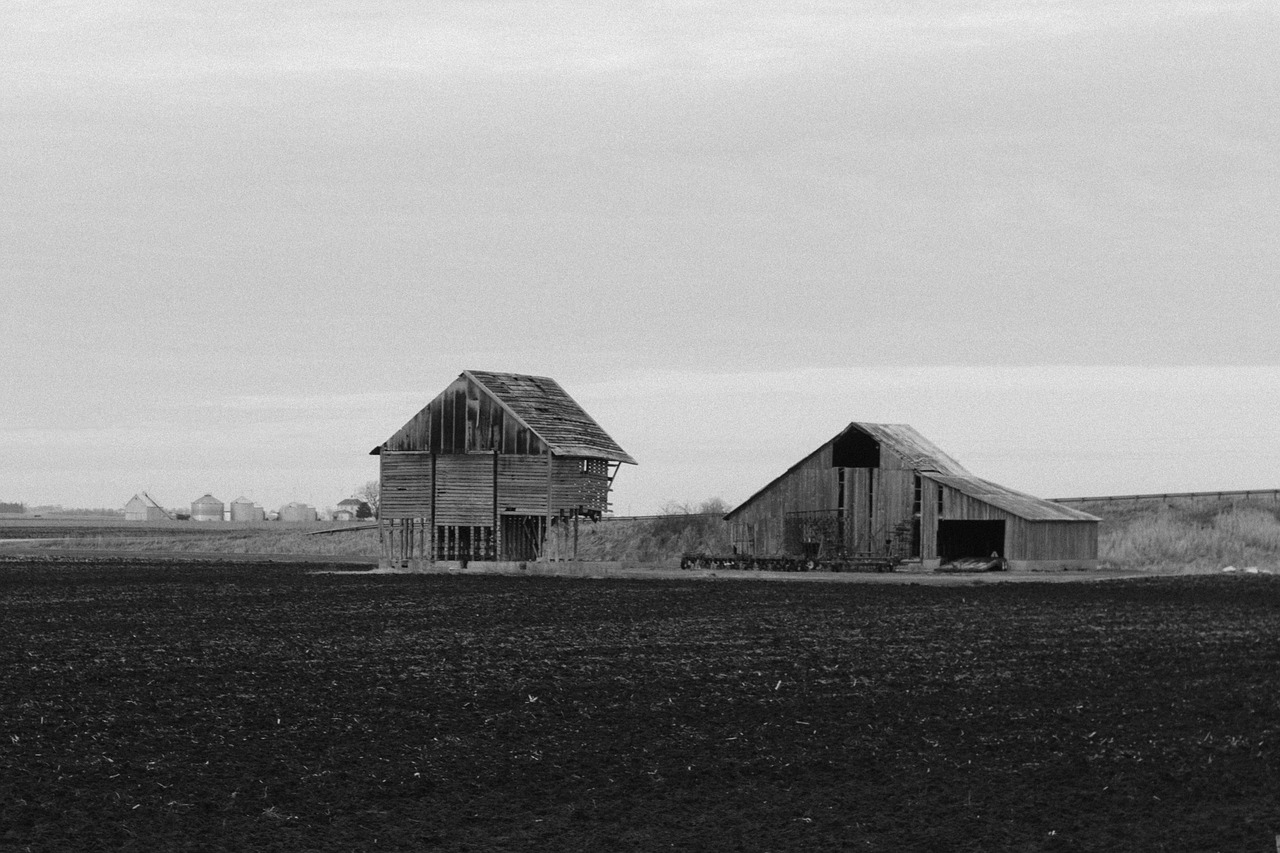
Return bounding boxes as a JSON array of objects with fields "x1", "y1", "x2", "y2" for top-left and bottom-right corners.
[{"x1": 1, "y1": 555, "x2": 1278, "y2": 852}]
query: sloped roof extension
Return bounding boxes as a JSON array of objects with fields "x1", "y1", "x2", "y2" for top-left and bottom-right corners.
[{"x1": 924, "y1": 473, "x2": 1102, "y2": 522}]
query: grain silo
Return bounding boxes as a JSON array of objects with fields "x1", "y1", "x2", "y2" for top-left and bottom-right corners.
[
  {"x1": 191, "y1": 494, "x2": 225, "y2": 522},
  {"x1": 278, "y1": 502, "x2": 317, "y2": 523},
  {"x1": 229, "y1": 496, "x2": 264, "y2": 522}
]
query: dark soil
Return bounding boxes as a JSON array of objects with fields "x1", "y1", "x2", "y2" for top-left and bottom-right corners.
[{"x1": 2, "y1": 556, "x2": 1278, "y2": 852}]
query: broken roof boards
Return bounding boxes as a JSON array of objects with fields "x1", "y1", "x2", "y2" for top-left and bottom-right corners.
[
  {"x1": 372, "y1": 371, "x2": 634, "y2": 565},
  {"x1": 726, "y1": 422, "x2": 1100, "y2": 570},
  {"x1": 373, "y1": 370, "x2": 634, "y2": 463}
]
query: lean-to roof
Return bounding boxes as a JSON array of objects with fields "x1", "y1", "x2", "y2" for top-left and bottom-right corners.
[{"x1": 923, "y1": 473, "x2": 1101, "y2": 522}]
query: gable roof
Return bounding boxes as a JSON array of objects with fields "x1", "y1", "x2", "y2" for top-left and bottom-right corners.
[
  {"x1": 844, "y1": 422, "x2": 971, "y2": 476},
  {"x1": 374, "y1": 371, "x2": 635, "y2": 464},
  {"x1": 726, "y1": 422, "x2": 967, "y2": 520},
  {"x1": 726, "y1": 421, "x2": 1099, "y2": 524}
]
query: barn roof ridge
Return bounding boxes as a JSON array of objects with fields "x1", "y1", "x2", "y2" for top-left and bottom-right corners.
[
  {"x1": 725, "y1": 420, "x2": 1090, "y2": 523},
  {"x1": 373, "y1": 370, "x2": 635, "y2": 464},
  {"x1": 844, "y1": 422, "x2": 971, "y2": 476},
  {"x1": 463, "y1": 370, "x2": 636, "y2": 464}
]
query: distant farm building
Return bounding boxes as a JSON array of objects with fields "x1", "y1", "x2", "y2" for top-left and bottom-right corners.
[
  {"x1": 190, "y1": 494, "x2": 224, "y2": 522},
  {"x1": 229, "y1": 496, "x2": 265, "y2": 522},
  {"x1": 725, "y1": 422, "x2": 1100, "y2": 571},
  {"x1": 333, "y1": 498, "x2": 369, "y2": 521},
  {"x1": 124, "y1": 492, "x2": 171, "y2": 522},
  {"x1": 372, "y1": 370, "x2": 635, "y2": 564},
  {"x1": 278, "y1": 502, "x2": 318, "y2": 523}
]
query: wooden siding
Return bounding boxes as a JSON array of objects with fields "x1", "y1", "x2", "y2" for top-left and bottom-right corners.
[
  {"x1": 727, "y1": 428, "x2": 1097, "y2": 562},
  {"x1": 380, "y1": 452, "x2": 433, "y2": 519},
  {"x1": 552, "y1": 457, "x2": 611, "y2": 512},
  {"x1": 496, "y1": 456, "x2": 550, "y2": 515},
  {"x1": 434, "y1": 454, "x2": 495, "y2": 525},
  {"x1": 921, "y1": 478, "x2": 941, "y2": 559},
  {"x1": 382, "y1": 453, "x2": 612, "y2": 526},
  {"x1": 728, "y1": 444, "x2": 836, "y2": 555},
  {"x1": 380, "y1": 375, "x2": 551, "y2": 456},
  {"x1": 927, "y1": 485, "x2": 1097, "y2": 561},
  {"x1": 1016, "y1": 520, "x2": 1097, "y2": 561},
  {"x1": 495, "y1": 456, "x2": 612, "y2": 515},
  {"x1": 731, "y1": 463, "x2": 918, "y2": 557}
]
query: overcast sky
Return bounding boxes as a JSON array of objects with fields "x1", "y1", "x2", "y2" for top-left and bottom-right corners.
[{"x1": 3, "y1": 1, "x2": 1277, "y2": 513}]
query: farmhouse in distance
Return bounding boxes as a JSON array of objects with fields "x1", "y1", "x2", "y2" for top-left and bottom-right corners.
[
  {"x1": 372, "y1": 370, "x2": 635, "y2": 565},
  {"x1": 725, "y1": 422, "x2": 1101, "y2": 571}
]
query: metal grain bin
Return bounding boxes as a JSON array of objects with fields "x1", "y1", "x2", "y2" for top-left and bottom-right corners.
[
  {"x1": 229, "y1": 496, "x2": 264, "y2": 522},
  {"x1": 277, "y1": 502, "x2": 317, "y2": 523},
  {"x1": 191, "y1": 494, "x2": 225, "y2": 522}
]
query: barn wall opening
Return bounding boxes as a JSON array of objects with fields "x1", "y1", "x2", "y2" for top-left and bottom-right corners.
[
  {"x1": 937, "y1": 519, "x2": 1006, "y2": 559},
  {"x1": 434, "y1": 524, "x2": 495, "y2": 562},
  {"x1": 832, "y1": 428, "x2": 880, "y2": 468},
  {"x1": 501, "y1": 514, "x2": 546, "y2": 561}
]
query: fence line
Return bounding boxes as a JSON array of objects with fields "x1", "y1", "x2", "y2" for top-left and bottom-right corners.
[
  {"x1": 597, "y1": 512, "x2": 726, "y2": 522},
  {"x1": 1051, "y1": 489, "x2": 1280, "y2": 505}
]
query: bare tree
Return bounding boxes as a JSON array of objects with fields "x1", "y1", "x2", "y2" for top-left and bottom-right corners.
[{"x1": 356, "y1": 480, "x2": 380, "y2": 519}]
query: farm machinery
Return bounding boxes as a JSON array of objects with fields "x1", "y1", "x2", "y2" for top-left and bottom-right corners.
[
  {"x1": 682, "y1": 512, "x2": 919, "y2": 573},
  {"x1": 679, "y1": 552, "x2": 901, "y2": 573}
]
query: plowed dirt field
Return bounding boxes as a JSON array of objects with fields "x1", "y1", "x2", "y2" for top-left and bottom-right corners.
[{"x1": 2, "y1": 556, "x2": 1278, "y2": 851}]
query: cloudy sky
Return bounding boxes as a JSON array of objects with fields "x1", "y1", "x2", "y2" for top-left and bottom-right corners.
[{"x1": 3, "y1": 1, "x2": 1276, "y2": 513}]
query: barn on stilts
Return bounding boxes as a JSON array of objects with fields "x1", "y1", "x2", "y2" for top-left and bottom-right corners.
[
  {"x1": 724, "y1": 422, "x2": 1100, "y2": 571},
  {"x1": 371, "y1": 371, "x2": 635, "y2": 567}
]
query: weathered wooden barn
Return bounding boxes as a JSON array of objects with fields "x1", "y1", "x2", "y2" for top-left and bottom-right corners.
[
  {"x1": 371, "y1": 371, "x2": 635, "y2": 564},
  {"x1": 724, "y1": 422, "x2": 1100, "y2": 570}
]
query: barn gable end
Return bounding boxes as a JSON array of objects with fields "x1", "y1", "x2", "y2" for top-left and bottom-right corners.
[
  {"x1": 372, "y1": 371, "x2": 634, "y2": 566},
  {"x1": 726, "y1": 421, "x2": 1099, "y2": 570}
]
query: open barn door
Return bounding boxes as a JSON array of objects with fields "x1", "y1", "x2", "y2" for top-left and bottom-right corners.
[{"x1": 937, "y1": 519, "x2": 1006, "y2": 560}]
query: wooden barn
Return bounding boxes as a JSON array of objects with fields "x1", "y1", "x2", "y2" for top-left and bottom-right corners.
[
  {"x1": 371, "y1": 371, "x2": 635, "y2": 565},
  {"x1": 724, "y1": 422, "x2": 1100, "y2": 571}
]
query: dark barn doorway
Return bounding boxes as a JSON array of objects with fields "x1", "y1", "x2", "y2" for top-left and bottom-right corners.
[
  {"x1": 937, "y1": 519, "x2": 1006, "y2": 559},
  {"x1": 501, "y1": 514, "x2": 545, "y2": 561}
]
